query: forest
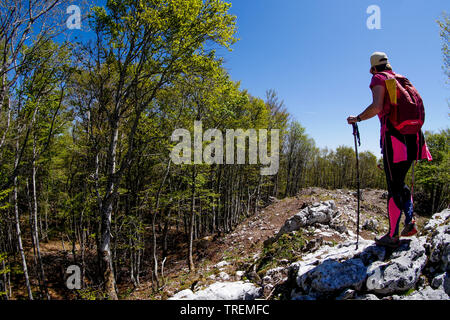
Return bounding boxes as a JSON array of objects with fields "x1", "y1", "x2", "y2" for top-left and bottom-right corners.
[{"x1": 0, "y1": 0, "x2": 448, "y2": 300}]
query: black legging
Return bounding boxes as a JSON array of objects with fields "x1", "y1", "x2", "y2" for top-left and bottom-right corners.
[{"x1": 383, "y1": 148, "x2": 413, "y2": 237}]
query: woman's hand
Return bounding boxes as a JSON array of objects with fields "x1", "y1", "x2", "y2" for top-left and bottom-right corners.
[{"x1": 347, "y1": 116, "x2": 358, "y2": 124}]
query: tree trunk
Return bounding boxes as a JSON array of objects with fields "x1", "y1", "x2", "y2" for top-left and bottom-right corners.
[
  {"x1": 188, "y1": 167, "x2": 196, "y2": 272},
  {"x1": 99, "y1": 200, "x2": 118, "y2": 300},
  {"x1": 152, "y1": 159, "x2": 171, "y2": 289},
  {"x1": 99, "y1": 123, "x2": 119, "y2": 300},
  {"x1": 1, "y1": 258, "x2": 9, "y2": 300},
  {"x1": 80, "y1": 207, "x2": 86, "y2": 289},
  {"x1": 14, "y1": 176, "x2": 33, "y2": 300},
  {"x1": 31, "y1": 140, "x2": 49, "y2": 299},
  {"x1": 162, "y1": 209, "x2": 171, "y2": 259}
]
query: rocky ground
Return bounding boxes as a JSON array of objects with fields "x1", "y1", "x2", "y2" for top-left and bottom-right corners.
[{"x1": 167, "y1": 188, "x2": 449, "y2": 301}]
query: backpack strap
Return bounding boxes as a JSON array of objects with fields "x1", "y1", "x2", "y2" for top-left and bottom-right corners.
[
  {"x1": 377, "y1": 71, "x2": 395, "y2": 79},
  {"x1": 377, "y1": 72, "x2": 398, "y2": 105},
  {"x1": 374, "y1": 72, "x2": 396, "y2": 137}
]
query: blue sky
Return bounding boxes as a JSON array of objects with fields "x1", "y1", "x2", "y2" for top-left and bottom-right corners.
[
  {"x1": 218, "y1": 0, "x2": 449, "y2": 156},
  {"x1": 66, "y1": 0, "x2": 449, "y2": 156}
]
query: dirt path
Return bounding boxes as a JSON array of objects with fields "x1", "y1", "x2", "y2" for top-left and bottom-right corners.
[
  {"x1": 7, "y1": 187, "x2": 430, "y2": 300},
  {"x1": 129, "y1": 188, "x2": 389, "y2": 299},
  {"x1": 126, "y1": 187, "x2": 430, "y2": 299}
]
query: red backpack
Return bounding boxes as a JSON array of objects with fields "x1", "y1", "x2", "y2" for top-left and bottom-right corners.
[{"x1": 380, "y1": 72, "x2": 425, "y2": 135}]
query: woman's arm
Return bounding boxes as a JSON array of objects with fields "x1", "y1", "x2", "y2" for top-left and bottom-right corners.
[{"x1": 347, "y1": 85, "x2": 385, "y2": 124}]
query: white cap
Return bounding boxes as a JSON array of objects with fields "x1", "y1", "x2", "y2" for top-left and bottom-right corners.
[{"x1": 370, "y1": 52, "x2": 389, "y2": 67}]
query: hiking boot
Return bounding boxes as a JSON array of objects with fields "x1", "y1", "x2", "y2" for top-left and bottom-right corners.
[
  {"x1": 375, "y1": 234, "x2": 400, "y2": 248},
  {"x1": 401, "y1": 220, "x2": 417, "y2": 237}
]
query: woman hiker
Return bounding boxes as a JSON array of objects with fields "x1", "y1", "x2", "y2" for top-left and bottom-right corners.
[{"x1": 347, "y1": 52, "x2": 432, "y2": 248}]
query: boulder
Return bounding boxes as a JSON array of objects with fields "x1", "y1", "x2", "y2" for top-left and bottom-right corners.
[
  {"x1": 400, "y1": 286, "x2": 449, "y2": 300},
  {"x1": 430, "y1": 272, "x2": 450, "y2": 295},
  {"x1": 276, "y1": 201, "x2": 336, "y2": 238},
  {"x1": 214, "y1": 260, "x2": 230, "y2": 269},
  {"x1": 271, "y1": 208, "x2": 450, "y2": 300},
  {"x1": 290, "y1": 239, "x2": 373, "y2": 278},
  {"x1": 444, "y1": 273, "x2": 450, "y2": 295},
  {"x1": 329, "y1": 219, "x2": 348, "y2": 234},
  {"x1": 289, "y1": 237, "x2": 430, "y2": 298},
  {"x1": 298, "y1": 258, "x2": 367, "y2": 294},
  {"x1": 423, "y1": 209, "x2": 450, "y2": 233},
  {"x1": 169, "y1": 289, "x2": 196, "y2": 300},
  {"x1": 169, "y1": 281, "x2": 262, "y2": 300},
  {"x1": 366, "y1": 237, "x2": 427, "y2": 295},
  {"x1": 356, "y1": 244, "x2": 386, "y2": 265},
  {"x1": 355, "y1": 293, "x2": 380, "y2": 300},
  {"x1": 428, "y1": 224, "x2": 450, "y2": 272},
  {"x1": 289, "y1": 240, "x2": 375, "y2": 298},
  {"x1": 218, "y1": 271, "x2": 230, "y2": 281},
  {"x1": 336, "y1": 289, "x2": 356, "y2": 300},
  {"x1": 362, "y1": 219, "x2": 379, "y2": 232},
  {"x1": 304, "y1": 237, "x2": 323, "y2": 253}
]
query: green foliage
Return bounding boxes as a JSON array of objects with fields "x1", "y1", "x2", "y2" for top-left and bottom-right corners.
[
  {"x1": 0, "y1": 253, "x2": 8, "y2": 297},
  {"x1": 0, "y1": 188, "x2": 11, "y2": 213},
  {"x1": 437, "y1": 12, "x2": 450, "y2": 81},
  {"x1": 292, "y1": 137, "x2": 385, "y2": 192},
  {"x1": 257, "y1": 231, "x2": 306, "y2": 275},
  {"x1": 282, "y1": 120, "x2": 315, "y2": 197},
  {"x1": 0, "y1": 253, "x2": 9, "y2": 273},
  {"x1": 76, "y1": 287, "x2": 108, "y2": 300},
  {"x1": 415, "y1": 129, "x2": 450, "y2": 213}
]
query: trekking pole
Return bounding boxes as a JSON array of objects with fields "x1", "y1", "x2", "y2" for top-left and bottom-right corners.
[{"x1": 352, "y1": 123, "x2": 361, "y2": 250}]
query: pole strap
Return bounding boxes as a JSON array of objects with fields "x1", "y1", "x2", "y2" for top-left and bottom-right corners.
[{"x1": 353, "y1": 123, "x2": 361, "y2": 146}]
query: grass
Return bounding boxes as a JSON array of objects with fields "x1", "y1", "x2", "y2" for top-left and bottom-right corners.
[
  {"x1": 76, "y1": 287, "x2": 107, "y2": 300},
  {"x1": 256, "y1": 231, "x2": 306, "y2": 276},
  {"x1": 316, "y1": 194, "x2": 335, "y2": 202},
  {"x1": 401, "y1": 287, "x2": 416, "y2": 296}
]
